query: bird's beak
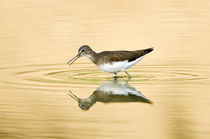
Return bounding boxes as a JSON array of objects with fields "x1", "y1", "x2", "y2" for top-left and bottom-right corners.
[
  {"x1": 67, "y1": 52, "x2": 81, "y2": 65},
  {"x1": 68, "y1": 90, "x2": 79, "y2": 101}
]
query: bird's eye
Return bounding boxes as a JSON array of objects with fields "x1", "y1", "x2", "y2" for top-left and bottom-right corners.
[{"x1": 81, "y1": 50, "x2": 84, "y2": 52}]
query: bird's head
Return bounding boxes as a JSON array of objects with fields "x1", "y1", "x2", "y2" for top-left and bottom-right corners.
[{"x1": 67, "y1": 45, "x2": 92, "y2": 65}]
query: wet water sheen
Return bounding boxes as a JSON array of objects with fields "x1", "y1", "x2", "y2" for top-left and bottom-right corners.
[{"x1": 1, "y1": 1, "x2": 210, "y2": 139}]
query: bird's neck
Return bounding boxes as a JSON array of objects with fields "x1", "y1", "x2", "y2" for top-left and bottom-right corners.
[{"x1": 87, "y1": 50, "x2": 97, "y2": 64}]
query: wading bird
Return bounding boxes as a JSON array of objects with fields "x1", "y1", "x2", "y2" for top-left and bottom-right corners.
[{"x1": 67, "y1": 45, "x2": 153, "y2": 78}]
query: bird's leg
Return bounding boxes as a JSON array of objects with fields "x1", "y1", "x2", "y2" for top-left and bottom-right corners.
[
  {"x1": 125, "y1": 71, "x2": 132, "y2": 79},
  {"x1": 113, "y1": 72, "x2": 118, "y2": 80}
]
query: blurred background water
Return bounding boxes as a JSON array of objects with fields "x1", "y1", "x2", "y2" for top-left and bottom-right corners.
[{"x1": 0, "y1": 0, "x2": 210, "y2": 139}]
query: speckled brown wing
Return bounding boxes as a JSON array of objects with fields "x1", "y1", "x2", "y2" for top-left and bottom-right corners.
[
  {"x1": 96, "y1": 51, "x2": 139, "y2": 65},
  {"x1": 93, "y1": 90, "x2": 152, "y2": 103},
  {"x1": 96, "y1": 47, "x2": 153, "y2": 65}
]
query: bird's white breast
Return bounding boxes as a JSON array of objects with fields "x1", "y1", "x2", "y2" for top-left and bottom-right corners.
[{"x1": 98, "y1": 55, "x2": 145, "y2": 73}]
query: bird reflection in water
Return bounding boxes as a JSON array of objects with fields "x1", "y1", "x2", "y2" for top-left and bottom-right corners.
[{"x1": 68, "y1": 81, "x2": 152, "y2": 110}]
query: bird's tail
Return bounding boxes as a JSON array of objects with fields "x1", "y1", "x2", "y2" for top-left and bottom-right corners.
[
  {"x1": 144, "y1": 47, "x2": 154, "y2": 53},
  {"x1": 135, "y1": 47, "x2": 154, "y2": 56}
]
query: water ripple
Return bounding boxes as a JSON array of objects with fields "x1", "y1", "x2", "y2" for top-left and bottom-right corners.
[{"x1": 0, "y1": 63, "x2": 207, "y2": 91}]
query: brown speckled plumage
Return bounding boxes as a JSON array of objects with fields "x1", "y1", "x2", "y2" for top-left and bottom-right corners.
[
  {"x1": 67, "y1": 45, "x2": 154, "y2": 77},
  {"x1": 95, "y1": 48, "x2": 153, "y2": 65}
]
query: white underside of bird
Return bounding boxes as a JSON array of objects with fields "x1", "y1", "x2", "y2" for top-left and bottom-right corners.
[
  {"x1": 98, "y1": 55, "x2": 146, "y2": 73},
  {"x1": 98, "y1": 82, "x2": 147, "y2": 99}
]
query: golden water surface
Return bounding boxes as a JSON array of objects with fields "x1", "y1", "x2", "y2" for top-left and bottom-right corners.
[{"x1": 1, "y1": 0, "x2": 210, "y2": 139}]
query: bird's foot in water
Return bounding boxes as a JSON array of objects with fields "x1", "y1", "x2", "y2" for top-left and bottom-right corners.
[{"x1": 113, "y1": 73, "x2": 118, "y2": 80}]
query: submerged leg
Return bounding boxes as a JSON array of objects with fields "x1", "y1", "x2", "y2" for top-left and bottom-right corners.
[
  {"x1": 125, "y1": 71, "x2": 132, "y2": 79},
  {"x1": 113, "y1": 72, "x2": 118, "y2": 80}
]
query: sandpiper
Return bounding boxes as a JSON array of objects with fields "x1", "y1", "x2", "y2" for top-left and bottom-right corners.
[
  {"x1": 68, "y1": 81, "x2": 152, "y2": 110},
  {"x1": 67, "y1": 45, "x2": 153, "y2": 78}
]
